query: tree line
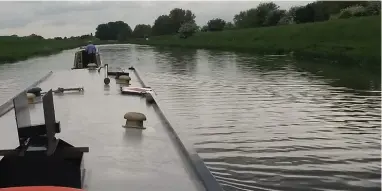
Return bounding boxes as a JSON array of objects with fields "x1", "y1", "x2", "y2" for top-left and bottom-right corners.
[
  {"x1": 11, "y1": 33, "x2": 96, "y2": 41},
  {"x1": 94, "y1": 1, "x2": 381, "y2": 40}
]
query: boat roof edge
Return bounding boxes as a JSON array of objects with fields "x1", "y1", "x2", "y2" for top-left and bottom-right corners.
[{"x1": 129, "y1": 67, "x2": 224, "y2": 191}]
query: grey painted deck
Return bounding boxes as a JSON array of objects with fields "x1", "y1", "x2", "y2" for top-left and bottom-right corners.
[{"x1": 0, "y1": 69, "x2": 205, "y2": 191}]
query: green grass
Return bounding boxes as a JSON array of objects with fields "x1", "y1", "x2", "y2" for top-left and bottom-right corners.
[
  {"x1": 128, "y1": 16, "x2": 381, "y2": 72},
  {"x1": 0, "y1": 36, "x2": 104, "y2": 64}
]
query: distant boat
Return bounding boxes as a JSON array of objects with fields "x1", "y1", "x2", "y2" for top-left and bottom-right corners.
[{"x1": 72, "y1": 48, "x2": 101, "y2": 69}]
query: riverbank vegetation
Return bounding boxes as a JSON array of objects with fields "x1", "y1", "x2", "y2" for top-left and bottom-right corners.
[
  {"x1": 94, "y1": 1, "x2": 381, "y2": 71},
  {"x1": 0, "y1": 34, "x2": 100, "y2": 64},
  {"x1": 94, "y1": 1, "x2": 380, "y2": 40},
  {"x1": 130, "y1": 16, "x2": 380, "y2": 71}
]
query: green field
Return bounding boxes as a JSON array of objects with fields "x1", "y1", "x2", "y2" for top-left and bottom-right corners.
[
  {"x1": 129, "y1": 16, "x2": 381, "y2": 71},
  {"x1": 0, "y1": 36, "x2": 101, "y2": 64}
]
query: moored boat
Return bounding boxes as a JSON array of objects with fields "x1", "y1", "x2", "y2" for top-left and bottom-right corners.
[{"x1": 0, "y1": 48, "x2": 224, "y2": 191}]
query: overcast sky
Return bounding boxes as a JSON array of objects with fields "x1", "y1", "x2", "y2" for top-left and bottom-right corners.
[{"x1": 0, "y1": 1, "x2": 310, "y2": 38}]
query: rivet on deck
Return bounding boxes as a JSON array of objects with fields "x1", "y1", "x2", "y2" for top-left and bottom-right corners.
[{"x1": 123, "y1": 112, "x2": 146, "y2": 129}]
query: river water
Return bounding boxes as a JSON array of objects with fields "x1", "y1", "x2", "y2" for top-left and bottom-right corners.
[{"x1": 0, "y1": 44, "x2": 380, "y2": 191}]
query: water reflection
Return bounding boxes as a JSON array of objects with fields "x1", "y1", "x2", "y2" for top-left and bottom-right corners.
[
  {"x1": 123, "y1": 128, "x2": 143, "y2": 145},
  {"x1": 103, "y1": 84, "x2": 110, "y2": 95},
  {"x1": 291, "y1": 59, "x2": 381, "y2": 91},
  {"x1": 88, "y1": 69, "x2": 97, "y2": 74},
  {"x1": 153, "y1": 47, "x2": 197, "y2": 75}
]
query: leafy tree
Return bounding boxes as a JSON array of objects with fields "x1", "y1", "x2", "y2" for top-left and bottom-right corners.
[
  {"x1": 365, "y1": 1, "x2": 381, "y2": 16},
  {"x1": 151, "y1": 8, "x2": 196, "y2": 36},
  {"x1": 320, "y1": 1, "x2": 368, "y2": 15},
  {"x1": 95, "y1": 24, "x2": 109, "y2": 40},
  {"x1": 117, "y1": 27, "x2": 133, "y2": 41},
  {"x1": 291, "y1": 1, "x2": 370, "y2": 24},
  {"x1": 109, "y1": 21, "x2": 132, "y2": 40},
  {"x1": 178, "y1": 22, "x2": 198, "y2": 38},
  {"x1": 294, "y1": 4, "x2": 315, "y2": 23},
  {"x1": 152, "y1": 15, "x2": 172, "y2": 35},
  {"x1": 234, "y1": 2, "x2": 279, "y2": 28},
  {"x1": 232, "y1": 1, "x2": 376, "y2": 28},
  {"x1": 224, "y1": 22, "x2": 235, "y2": 30},
  {"x1": 338, "y1": 5, "x2": 367, "y2": 19},
  {"x1": 264, "y1": 9, "x2": 286, "y2": 26},
  {"x1": 195, "y1": 25, "x2": 201, "y2": 32},
  {"x1": 95, "y1": 21, "x2": 132, "y2": 41},
  {"x1": 310, "y1": 1, "x2": 330, "y2": 22},
  {"x1": 132, "y1": 24, "x2": 152, "y2": 38},
  {"x1": 79, "y1": 34, "x2": 92, "y2": 39},
  {"x1": 169, "y1": 8, "x2": 196, "y2": 33},
  {"x1": 255, "y1": 2, "x2": 279, "y2": 26},
  {"x1": 200, "y1": 25, "x2": 209, "y2": 32},
  {"x1": 278, "y1": 7, "x2": 298, "y2": 25},
  {"x1": 207, "y1": 18, "x2": 226, "y2": 31},
  {"x1": 278, "y1": 15, "x2": 292, "y2": 25},
  {"x1": 234, "y1": 9, "x2": 256, "y2": 28},
  {"x1": 28, "y1": 34, "x2": 44, "y2": 40},
  {"x1": 288, "y1": 6, "x2": 299, "y2": 20},
  {"x1": 233, "y1": 11, "x2": 246, "y2": 28}
]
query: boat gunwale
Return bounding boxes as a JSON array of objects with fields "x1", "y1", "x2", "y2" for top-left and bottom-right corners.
[{"x1": 0, "y1": 71, "x2": 53, "y2": 118}]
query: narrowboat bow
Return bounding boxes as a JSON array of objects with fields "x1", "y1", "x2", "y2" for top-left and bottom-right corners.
[{"x1": 0, "y1": 48, "x2": 224, "y2": 191}]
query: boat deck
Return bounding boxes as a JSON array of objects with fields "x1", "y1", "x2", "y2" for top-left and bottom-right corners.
[{"x1": 0, "y1": 69, "x2": 205, "y2": 191}]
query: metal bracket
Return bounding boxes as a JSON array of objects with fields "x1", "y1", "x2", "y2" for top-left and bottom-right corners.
[
  {"x1": 0, "y1": 89, "x2": 88, "y2": 157},
  {"x1": 43, "y1": 90, "x2": 59, "y2": 156}
]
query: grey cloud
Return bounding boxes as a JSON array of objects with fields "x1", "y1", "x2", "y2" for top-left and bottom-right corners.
[
  {"x1": 34, "y1": 1, "x2": 109, "y2": 16},
  {"x1": 0, "y1": 17, "x2": 32, "y2": 30},
  {"x1": 0, "y1": 1, "x2": 310, "y2": 38},
  {"x1": 43, "y1": 20, "x2": 68, "y2": 27}
]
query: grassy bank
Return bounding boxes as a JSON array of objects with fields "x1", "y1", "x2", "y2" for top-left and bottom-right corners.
[
  {"x1": 0, "y1": 36, "x2": 105, "y2": 64},
  {"x1": 128, "y1": 16, "x2": 381, "y2": 72}
]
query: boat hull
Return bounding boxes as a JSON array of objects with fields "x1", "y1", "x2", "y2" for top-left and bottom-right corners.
[{"x1": 0, "y1": 69, "x2": 212, "y2": 191}]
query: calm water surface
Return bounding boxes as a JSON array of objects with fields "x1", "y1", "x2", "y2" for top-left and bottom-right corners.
[{"x1": 0, "y1": 44, "x2": 380, "y2": 191}]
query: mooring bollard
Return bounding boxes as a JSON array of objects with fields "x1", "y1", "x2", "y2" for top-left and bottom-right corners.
[{"x1": 123, "y1": 112, "x2": 146, "y2": 129}]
